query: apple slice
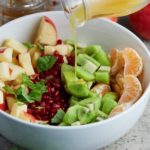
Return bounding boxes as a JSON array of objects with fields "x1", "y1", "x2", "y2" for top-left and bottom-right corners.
[
  {"x1": 19, "y1": 112, "x2": 36, "y2": 123},
  {"x1": 3, "y1": 38, "x2": 28, "y2": 54},
  {"x1": 35, "y1": 16, "x2": 57, "y2": 45},
  {"x1": 29, "y1": 45, "x2": 39, "y2": 56},
  {"x1": 9, "y1": 64, "x2": 25, "y2": 80},
  {"x1": 0, "y1": 81, "x2": 5, "y2": 90},
  {"x1": 19, "y1": 53, "x2": 35, "y2": 76},
  {"x1": 0, "y1": 90, "x2": 6, "y2": 111},
  {"x1": 44, "y1": 45, "x2": 56, "y2": 55},
  {"x1": 56, "y1": 44, "x2": 73, "y2": 56},
  {"x1": 12, "y1": 57, "x2": 19, "y2": 65},
  {"x1": 35, "y1": 120, "x2": 49, "y2": 124},
  {"x1": 6, "y1": 96, "x2": 17, "y2": 112},
  {"x1": 0, "y1": 47, "x2": 13, "y2": 63},
  {"x1": 32, "y1": 52, "x2": 41, "y2": 68},
  {"x1": 0, "y1": 62, "x2": 10, "y2": 81},
  {"x1": 11, "y1": 102, "x2": 27, "y2": 117}
]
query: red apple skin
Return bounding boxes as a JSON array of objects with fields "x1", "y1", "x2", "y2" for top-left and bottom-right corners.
[
  {"x1": 107, "y1": 17, "x2": 118, "y2": 23},
  {"x1": 35, "y1": 16, "x2": 58, "y2": 46},
  {"x1": 44, "y1": 16, "x2": 57, "y2": 31},
  {"x1": 129, "y1": 4, "x2": 150, "y2": 40},
  {"x1": 0, "y1": 103, "x2": 6, "y2": 111},
  {"x1": 0, "y1": 47, "x2": 6, "y2": 53},
  {"x1": 20, "y1": 112, "x2": 37, "y2": 123}
]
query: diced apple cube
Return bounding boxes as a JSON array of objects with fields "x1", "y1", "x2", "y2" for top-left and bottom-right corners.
[
  {"x1": 44, "y1": 46, "x2": 56, "y2": 55},
  {"x1": 29, "y1": 45, "x2": 39, "y2": 56},
  {"x1": 0, "y1": 90, "x2": 4, "y2": 104},
  {"x1": 63, "y1": 56, "x2": 68, "y2": 64},
  {"x1": 35, "y1": 120, "x2": 49, "y2": 124},
  {"x1": 56, "y1": 44, "x2": 72, "y2": 56},
  {"x1": 3, "y1": 38, "x2": 27, "y2": 54},
  {"x1": 9, "y1": 64, "x2": 25, "y2": 80},
  {"x1": 35, "y1": 16, "x2": 57, "y2": 46},
  {"x1": 6, "y1": 96, "x2": 17, "y2": 111},
  {"x1": 0, "y1": 81, "x2": 5, "y2": 90},
  {"x1": 11, "y1": 102, "x2": 27, "y2": 117},
  {"x1": 12, "y1": 57, "x2": 19, "y2": 65},
  {"x1": 0, "y1": 62, "x2": 10, "y2": 81},
  {"x1": 32, "y1": 52, "x2": 41, "y2": 68},
  {"x1": 0, "y1": 90, "x2": 6, "y2": 110},
  {"x1": 19, "y1": 112, "x2": 36, "y2": 123},
  {"x1": 19, "y1": 53, "x2": 35, "y2": 76},
  {"x1": 0, "y1": 47, "x2": 13, "y2": 63}
]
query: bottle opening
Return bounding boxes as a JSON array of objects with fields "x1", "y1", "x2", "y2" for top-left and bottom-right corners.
[{"x1": 60, "y1": 0, "x2": 87, "y2": 27}]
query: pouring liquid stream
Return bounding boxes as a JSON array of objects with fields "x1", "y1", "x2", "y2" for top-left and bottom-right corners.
[{"x1": 69, "y1": 16, "x2": 78, "y2": 76}]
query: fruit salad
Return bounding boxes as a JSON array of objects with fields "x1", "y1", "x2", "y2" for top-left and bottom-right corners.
[{"x1": 0, "y1": 16, "x2": 143, "y2": 126}]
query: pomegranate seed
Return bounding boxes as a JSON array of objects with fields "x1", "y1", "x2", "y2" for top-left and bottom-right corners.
[
  {"x1": 57, "y1": 39, "x2": 63, "y2": 45},
  {"x1": 27, "y1": 52, "x2": 70, "y2": 123}
]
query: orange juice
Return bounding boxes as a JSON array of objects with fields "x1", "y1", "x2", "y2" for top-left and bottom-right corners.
[{"x1": 61, "y1": 0, "x2": 150, "y2": 26}]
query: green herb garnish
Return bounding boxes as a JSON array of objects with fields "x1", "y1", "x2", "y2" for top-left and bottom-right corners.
[
  {"x1": 16, "y1": 85, "x2": 31, "y2": 103},
  {"x1": 3, "y1": 74, "x2": 47, "y2": 103},
  {"x1": 37, "y1": 43, "x2": 45, "y2": 51},
  {"x1": 22, "y1": 74, "x2": 47, "y2": 102},
  {"x1": 3, "y1": 86, "x2": 16, "y2": 97},
  {"x1": 37, "y1": 56, "x2": 57, "y2": 73},
  {"x1": 23, "y1": 42, "x2": 34, "y2": 49},
  {"x1": 51, "y1": 109, "x2": 65, "y2": 124}
]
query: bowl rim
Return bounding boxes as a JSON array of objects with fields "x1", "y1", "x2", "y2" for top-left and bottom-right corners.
[{"x1": 0, "y1": 11, "x2": 150, "y2": 130}]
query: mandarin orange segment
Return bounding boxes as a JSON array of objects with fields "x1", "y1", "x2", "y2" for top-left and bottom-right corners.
[
  {"x1": 118, "y1": 75, "x2": 142, "y2": 104},
  {"x1": 91, "y1": 83, "x2": 111, "y2": 96},
  {"x1": 115, "y1": 71, "x2": 124, "y2": 90},
  {"x1": 111, "y1": 83, "x2": 123, "y2": 97},
  {"x1": 109, "y1": 48, "x2": 124, "y2": 76},
  {"x1": 109, "y1": 103, "x2": 132, "y2": 117},
  {"x1": 123, "y1": 48, "x2": 143, "y2": 77}
]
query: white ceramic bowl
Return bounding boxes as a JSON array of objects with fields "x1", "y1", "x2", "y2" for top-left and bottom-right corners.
[{"x1": 0, "y1": 11, "x2": 150, "y2": 150}]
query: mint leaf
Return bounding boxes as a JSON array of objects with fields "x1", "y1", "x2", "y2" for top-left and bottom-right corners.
[
  {"x1": 21, "y1": 74, "x2": 47, "y2": 102},
  {"x1": 22, "y1": 74, "x2": 34, "y2": 88},
  {"x1": 29, "y1": 90, "x2": 43, "y2": 102},
  {"x1": 37, "y1": 43, "x2": 44, "y2": 51},
  {"x1": 22, "y1": 74, "x2": 47, "y2": 92},
  {"x1": 23, "y1": 42, "x2": 34, "y2": 49},
  {"x1": 16, "y1": 85, "x2": 32, "y2": 103},
  {"x1": 3, "y1": 86, "x2": 16, "y2": 97},
  {"x1": 51, "y1": 109, "x2": 65, "y2": 124},
  {"x1": 34, "y1": 81, "x2": 47, "y2": 93},
  {"x1": 37, "y1": 56, "x2": 57, "y2": 73}
]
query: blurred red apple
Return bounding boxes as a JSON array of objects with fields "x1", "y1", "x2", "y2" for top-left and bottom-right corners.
[
  {"x1": 129, "y1": 4, "x2": 150, "y2": 40},
  {"x1": 107, "y1": 17, "x2": 118, "y2": 22}
]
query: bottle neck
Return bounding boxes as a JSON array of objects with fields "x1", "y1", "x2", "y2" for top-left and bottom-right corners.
[{"x1": 61, "y1": 0, "x2": 88, "y2": 27}]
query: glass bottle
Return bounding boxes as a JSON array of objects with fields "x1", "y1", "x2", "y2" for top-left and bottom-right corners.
[
  {"x1": 0, "y1": 0, "x2": 52, "y2": 24},
  {"x1": 61, "y1": 0, "x2": 150, "y2": 26}
]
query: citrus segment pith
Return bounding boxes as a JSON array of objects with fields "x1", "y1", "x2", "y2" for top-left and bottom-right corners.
[
  {"x1": 123, "y1": 48, "x2": 143, "y2": 77},
  {"x1": 118, "y1": 75, "x2": 142, "y2": 104}
]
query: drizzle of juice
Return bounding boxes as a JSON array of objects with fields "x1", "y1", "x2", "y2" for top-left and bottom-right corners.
[{"x1": 69, "y1": 15, "x2": 78, "y2": 76}]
